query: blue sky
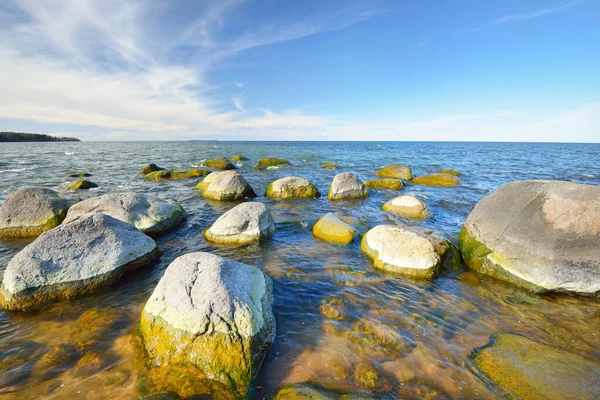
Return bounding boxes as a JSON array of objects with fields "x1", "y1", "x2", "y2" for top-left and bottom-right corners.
[{"x1": 0, "y1": 0, "x2": 598, "y2": 141}]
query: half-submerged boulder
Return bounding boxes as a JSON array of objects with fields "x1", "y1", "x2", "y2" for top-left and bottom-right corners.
[
  {"x1": 0, "y1": 187, "x2": 70, "y2": 238},
  {"x1": 0, "y1": 214, "x2": 158, "y2": 311},
  {"x1": 320, "y1": 162, "x2": 338, "y2": 170},
  {"x1": 440, "y1": 169, "x2": 461, "y2": 176},
  {"x1": 266, "y1": 176, "x2": 320, "y2": 199},
  {"x1": 255, "y1": 157, "x2": 289, "y2": 170},
  {"x1": 67, "y1": 180, "x2": 98, "y2": 190},
  {"x1": 64, "y1": 192, "x2": 185, "y2": 236},
  {"x1": 364, "y1": 179, "x2": 404, "y2": 190},
  {"x1": 205, "y1": 202, "x2": 275, "y2": 245},
  {"x1": 468, "y1": 333, "x2": 600, "y2": 399},
  {"x1": 328, "y1": 172, "x2": 370, "y2": 201},
  {"x1": 195, "y1": 171, "x2": 256, "y2": 201},
  {"x1": 138, "y1": 252, "x2": 275, "y2": 399},
  {"x1": 382, "y1": 195, "x2": 429, "y2": 219},
  {"x1": 459, "y1": 180, "x2": 600, "y2": 294},
  {"x1": 202, "y1": 158, "x2": 236, "y2": 170},
  {"x1": 412, "y1": 173, "x2": 459, "y2": 187},
  {"x1": 69, "y1": 172, "x2": 92, "y2": 178},
  {"x1": 144, "y1": 169, "x2": 209, "y2": 181},
  {"x1": 313, "y1": 213, "x2": 359, "y2": 245},
  {"x1": 232, "y1": 155, "x2": 249, "y2": 162},
  {"x1": 377, "y1": 164, "x2": 412, "y2": 180},
  {"x1": 140, "y1": 164, "x2": 164, "y2": 175},
  {"x1": 361, "y1": 225, "x2": 457, "y2": 279}
]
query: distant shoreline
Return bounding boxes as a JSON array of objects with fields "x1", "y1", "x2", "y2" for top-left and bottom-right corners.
[{"x1": 0, "y1": 132, "x2": 80, "y2": 142}]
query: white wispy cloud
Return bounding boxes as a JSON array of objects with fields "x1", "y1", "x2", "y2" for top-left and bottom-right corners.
[{"x1": 472, "y1": 1, "x2": 579, "y2": 32}]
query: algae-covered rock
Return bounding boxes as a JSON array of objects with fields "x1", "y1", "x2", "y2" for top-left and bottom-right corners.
[
  {"x1": 203, "y1": 157, "x2": 236, "y2": 170},
  {"x1": 255, "y1": 157, "x2": 290, "y2": 170},
  {"x1": 144, "y1": 169, "x2": 209, "y2": 181},
  {"x1": 273, "y1": 384, "x2": 338, "y2": 400},
  {"x1": 377, "y1": 164, "x2": 412, "y2": 180},
  {"x1": 319, "y1": 297, "x2": 346, "y2": 320},
  {"x1": 266, "y1": 176, "x2": 320, "y2": 199},
  {"x1": 353, "y1": 362, "x2": 389, "y2": 391},
  {"x1": 382, "y1": 195, "x2": 429, "y2": 219},
  {"x1": 31, "y1": 344, "x2": 78, "y2": 380},
  {"x1": 64, "y1": 192, "x2": 185, "y2": 236},
  {"x1": 67, "y1": 180, "x2": 98, "y2": 190},
  {"x1": 140, "y1": 164, "x2": 164, "y2": 175},
  {"x1": 139, "y1": 252, "x2": 275, "y2": 399},
  {"x1": 0, "y1": 187, "x2": 70, "y2": 238},
  {"x1": 195, "y1": 170, "x2": 257, "y2": 201},
  {"x1": 72, "y1": 351, "x2": 104, "y2": 377},
  {"x1": 364, "y1": 179, "x2": 404, "y2": 190},
  {"x1": 412, "y1": 173, "x2": 459, "y2": 187},
  {"x1": 139, "y1": 392, "x2": 182, "y2": 400},
  {"x1": 0, "y1": 214, "x2": 158, "y2": 311},
  {"x1": 69, "y1": 308, "x2": 121, "y2": 352},
  {"x1": 69, "y1": 172, "x2": 92, "y2": 178},
  {"x1": 313, "y1": 213, "x2": 360, "y2": 245},
  {"x1": 459, "y1": 180, "x2": 600, "y2": 294},
  {"x1": 346, "y1": 319, "x2": 416, "y2": 358},
  {"x1": 232, "y1": 155, "x2": 249, "y2": 162},
  {"x1": 328, "y1": 172, "x2": 370, "y2": 201},
  {"x1": 439, "y1": 169, "x2": 461, "y2": 176},
  {"x1": 468, "y1": 333, "x2": 600, "y2": 400},
  {"x1": 361, "y1": 225, "x2": 456, "y2": 279},
  {"x1": 321, "y1": 162, "x2": 338, "y2": 170},
  {"x1": 205, "y1": 202, "x2": 275, "y2": 245}
]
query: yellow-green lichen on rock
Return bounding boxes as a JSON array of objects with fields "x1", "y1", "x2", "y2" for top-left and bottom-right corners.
[
  {"x1": 439, "y1": 169, "x2": 461, "y2": 176},
  {"x1": 364, "y1": 179, "x2": 404, "y2": 190},
  {"x1": 266, "y1": 176, "x2": 320, "y2": 199},
  {"x1": 144, "y1": 169, "x2": 210, "y2": 181},
  {"x1": 313, "y1": 213, "x2": 360, "y2": 245},
  {"x1": 67, "y1": 180, "x2": 98, "y2": 190},
  {"x1": 468, "y1": 333, "x2": 600, "y2": 400},
  {"x1": 255, "y1": 157, "x2": 290, "y2": 170},
  {"x1": 377, "y1": 164, "x2": 412, "y2": 180},
  {"x1": 202, "y1": 157, "x2": 236, "y2": 170},
  {"x1": 412, "y1": 173, "x2": 460, "y2": 187}
]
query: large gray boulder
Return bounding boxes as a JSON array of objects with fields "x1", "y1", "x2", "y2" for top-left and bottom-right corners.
[
  {"x1": 205, "y1": 202, "x2": 275, "y2": 245},
  {"x1": 139, "y1": 252, "x2": 275, "y2": 399},
  {"x1": 195, "y1": 171, "x2": 256, "y2": 201},
  {"x1": 64, "y1": 192, "x2": 185, "y2": 236},
  {"x1": 0, "y1": 187, "x2": 70, "y2": 238},
  {"x1": 327, "y1": 172, "x2": 370, "y2": 201},
  {"x1": 0, "y1": 213, "x2": 158, "y2": 311},
  {"x1": 459, "y1": 180, "x2": 600, "y2": 294}
]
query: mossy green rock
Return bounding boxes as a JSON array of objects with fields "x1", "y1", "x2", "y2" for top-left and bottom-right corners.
[
  {"x1": 266, "y1": 176, "x2": 320, "y2": 199},
  {"x1": 468, "y1": 333, "x2": 600, "y2": 399},
  {"x1": 412, "y1": 173, "x2": 459, "y2": 187},
  {"x1": 140, "y1": 164, "x2": 164, "y2": 175},
  {"x1": 255, "y1": 157, "x2": 290, "y2": 170},
  {"x1": 377, "y1": 164, "x2": 412, "y2": 180},
  {"x1": 273, "y1": 384, "x2": 338, "y2": 400},
  {"x1": 69, "y1": 172, "x2": 92, "y2": 178},
  {"x1": 364, "y1": 179, "x2": 403, "y2": 190},
  {"x1": 138, "y1": 252, "x2": 275, "y2": 399},
  {"x1": 321, "y1": 162, "x2": 338, "y2": 170},
  {"x1": 203, "y1": 157, "x2": 236, "y2": 170},
  {"x1": 0, "y1": 187, "x2": 69, "y2": 238},
  {"x1": 313, "y1": 213, "x2": 360, "y2": 245},
  {"x1": 439, "y1": 169, "x2": 461, "y2": 176},
  {"x1": 67, "y1": 180, "x2": 98, "y2": 190},
  {"x1": 144, "y1": 169, "x2": 209, "y2": 181},
  {"x1": 232, "y1": 155, "x2": 249, "y2": 162}
]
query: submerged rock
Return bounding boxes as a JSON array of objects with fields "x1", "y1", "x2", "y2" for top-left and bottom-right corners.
[
  {"x1": 364, "y1": 179, "x2": 403, "y2": 190},
  {"x1": 0, "y1": 214, "x2": 158, "y2": 311},
  {"x1": 0, "y1": 187, "x2": 70, "y2": 238},
  {"x1": 377, "y1": 164, "x2": 412, "y2": 180},
  {"x1": 459, "y1": 180, "x2": 600, "y2": 294},
  {"x1": 313, "y1": 213, "x2": 360, "y2": 245},
  {"x1": 412, "y1": 173, "x2": 459, "y2": 187},
  {"x1": 32, "y1": 344, "x2": 78, "y2": 380},
  {"x1": 327, "y1": 172, "x2": 370, "y2": 201},
  {"x1": 266, "y1": 176, "x2": 320, "y2": 199},
  {"x1": 382, "y1": 195, "x2": 429, "y2": 219},
  {"x1": 468, "y1": 333, "x2": 600, "y2": 399},
  {"x1": 205, "y1": 202, "x2": 275, "y2": 244},
  {"x1": 139, "y1": 392, "x2": 182, "y2": 400},
  {"x1": 361, "y1": 225, "x2": 457, "y2": 279},
  {"x1": 439, "y1": 169, "x2": 461, "y2": 176},
  {"x1": 255, "y1": 157, "x2": 290, "y2": 170},
  {"x1": 202, "y1": 157, "x2": 236, "y2": 170},
  {"x1": 273, "y1": 384, "x2": 338, "y2": 400},
  {"x1": 67, "y1": 180, "x2": 98, "y2": 190},
  {"x1": 72, "y1": 351, "x2": 105, "y2": 377},
  {"x1": 139, "y1": 164, "x2": 164, "y2": 175},
  {"x1": 69, "y1": 172, "x2": 92, "y2": 178},
  {"x1": 319, "y1": 297, "x2": 347, "y2": 320},
  {"x1": 232, "y1": 155, "x2": 249, "y2": 162},
  {"x1": 139, "y1": 252, "x2": 275, "y2": 399},
  {"x1": 144, "y1": 169, "x2": 209, "y2": 181},
  {"x1": 195, "y1": 170, "x2": 257, "y2": 201},
  {"x1": 69, "y1": 307, "x2": 121, "y2": 352},
  {"x1": 321, "y1": 162, "x2": 338, "y2": 170},
  {"x1": 346, "y1": 319, "x2": 416, "y2": 358},
  {"x1": 64, "y1": 192, "x2": 185, "y2": 236}
]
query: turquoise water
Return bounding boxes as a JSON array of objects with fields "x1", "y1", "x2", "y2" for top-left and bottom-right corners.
[{"x1": 0, "y1": 141, "x2": 599, "y2": 399}]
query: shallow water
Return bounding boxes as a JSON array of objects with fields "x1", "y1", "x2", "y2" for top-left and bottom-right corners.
[{"x1": 0, "y1": 141, "x2": 599, "y2": 399}]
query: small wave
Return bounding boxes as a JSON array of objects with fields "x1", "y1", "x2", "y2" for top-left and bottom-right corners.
[
  {"x1": 65, "y1": 152, "x2": 76, "y2": 155},
  {"x1": 0, "y1": 168, "x2": 28, "y2": 173},
  {"x1": 266, "y1": 165, "x2": 281, "y2": 170}
]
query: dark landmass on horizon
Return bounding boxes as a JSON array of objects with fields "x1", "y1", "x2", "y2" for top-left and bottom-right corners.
[{"x1": 0, "y1": 132, "x2": 80, "y2": 142}]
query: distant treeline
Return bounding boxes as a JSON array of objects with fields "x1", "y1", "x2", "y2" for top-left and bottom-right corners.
[{"x1": 0, "y1": 132, "x2": 80, "y2": 142}]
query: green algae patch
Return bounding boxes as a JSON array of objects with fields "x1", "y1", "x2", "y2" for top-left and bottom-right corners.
[
  {"x1": 364, "y1": 179, "x2": 403, "y2": 190},
  {"x1": 0, "y1": 211, "x2": 67, "y2": 238},
  {"x1": 440, "y1": 169, "x2": 461, "y2": 176},
  {"x1": 203, "y1": 158, "x2": 236, "y2": 170},
  {"x1": 232, "y1": 155, "x2": 249, "y2": 162},
  {"x1": 468, "y1": 333, "x2": 600, "y2": 400},
  {"x1": 319, "y1": 297, "x2": 347, "y2": 320},
  {"x1": 273, "y1": 384, "x2": 338, "y2": 400},
  {"x1": 346, "y1": 319, "x2": 416, "y2": 358},
  {"x1": 321, "y1": 162, "x2": 338, "y2": 170},
  {"x1": 144, "y1": 169, "x2": 210, "y2": 181},
  {"x1": 255, "y1": 157, "x2": 290, "y2": 170},
  {"x1": 412, "y1": 173, "x2": 459, "y2": 187},
  {"x1": 67, "y1": 180, "x2": 98, "y2": 190},
  {"x1": 69, "y1": 307, "x2": 122, "y2": 353}
]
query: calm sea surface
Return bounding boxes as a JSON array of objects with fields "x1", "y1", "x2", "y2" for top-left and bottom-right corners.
[{"x1": 0, "y1": 141, "x2": 599, "y2": 399}]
